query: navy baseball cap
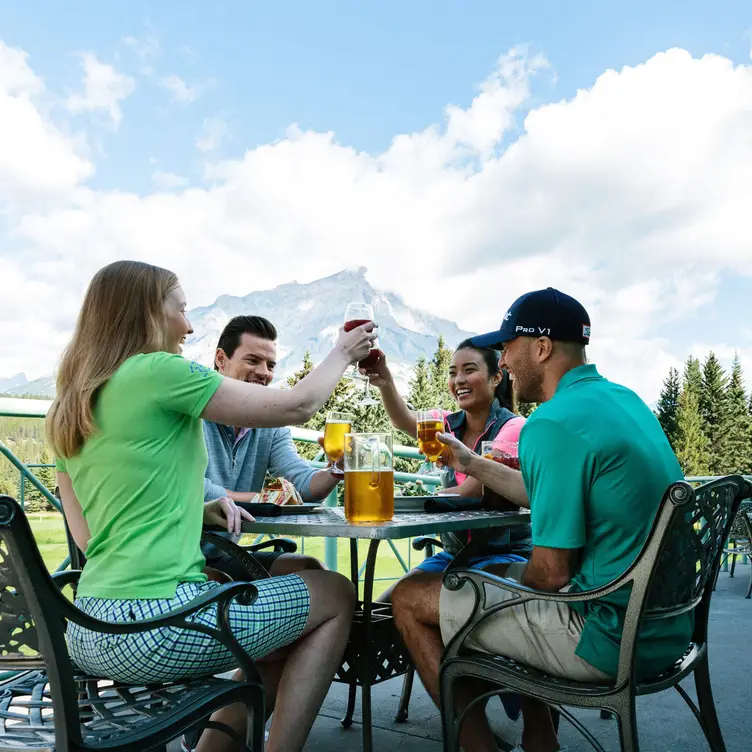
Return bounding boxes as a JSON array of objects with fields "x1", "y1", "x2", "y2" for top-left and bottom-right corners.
[{"x1": 471, "y1": 288, "x2": 591, "y2": 348}]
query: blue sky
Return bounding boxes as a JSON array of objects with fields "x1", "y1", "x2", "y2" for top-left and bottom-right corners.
[
  {"x1": 4, "y1": 0, "x2": 750, "y2": 193},
  {"x1": 1, "y1": 1, "x2": 751, "y2": 399}
]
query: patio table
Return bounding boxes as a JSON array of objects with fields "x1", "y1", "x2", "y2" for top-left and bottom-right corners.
[{"x1": 240, "y1": 506, "x2": 530, "y2": 752}]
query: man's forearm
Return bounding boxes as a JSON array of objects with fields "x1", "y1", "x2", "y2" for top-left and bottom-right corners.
[
  {"x1": 307, "y1": 469, "x2": 341, "y2": 500},
  {"x1": 225, "y1": 490, "x2": 259, "y2": 503},
  {"x1": 464, "y1": 456, "x2": 529, "y2": 508}
]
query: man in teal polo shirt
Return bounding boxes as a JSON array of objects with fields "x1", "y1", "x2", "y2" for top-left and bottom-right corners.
[{"x1": 392, "y1": 288, "x2": 692, "y2": 752}]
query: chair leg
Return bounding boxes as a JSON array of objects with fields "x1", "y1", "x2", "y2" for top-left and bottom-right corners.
[
  {"x1": 341, "y1": 681, "x2": 357, "y2": 728},
  {"x1": 395, "y1": 667, "x2": 414, "y2": 722},
  {"x1": 614, "y1": 697, "x2": 640, "y2": 752},
  {"x1": 693, "y1": 657, "x2": 727, "y2": 752},
  {"x1": 746, "y1": 569, "x2": 751, "y2": 599},
  {"x1": 729, "y1": 554, "x2": 736, "y2": 578},
  {"x1": 439, "y1": 666, "x2": 461, "y2": 752}
]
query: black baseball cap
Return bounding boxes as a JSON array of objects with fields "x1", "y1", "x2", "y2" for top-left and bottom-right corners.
[{"x1": 471, "y1": 288, "x2": 591, "y2": 348}]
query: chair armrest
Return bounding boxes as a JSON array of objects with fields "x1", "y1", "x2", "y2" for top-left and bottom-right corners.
[
  {"x1": 60, "y1": 581, "x2": 262, "y2": 682},
  {"x1": 202, "y1": 531, "x2": 272, "y2": 580},
  {"x1": 50, "y1": 570, "x2": 82, "y2": 589},
  {"x1": 412, "y1": 536, "x2": 444, "y2": 552},
  {"x1": 443, "y1": 567, "x2": 628, "y2": 608},
  {"x1": 63, "y1": 580, "x2": 258, "y2": 634},
  {"x1": 245, "y1": 538, "x2": 298, "y2": 554}
]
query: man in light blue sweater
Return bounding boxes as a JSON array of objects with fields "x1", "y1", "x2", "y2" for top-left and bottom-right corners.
[{"x1": 203, "y1": 315, "x2": 344, "y2": 577}]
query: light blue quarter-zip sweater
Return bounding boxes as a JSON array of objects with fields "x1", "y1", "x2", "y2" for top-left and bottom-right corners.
[{"x1": 203, "y1": 421, "x2": 318, "y2": 502}]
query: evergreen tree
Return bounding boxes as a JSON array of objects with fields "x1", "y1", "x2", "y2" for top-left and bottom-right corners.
[
  {"x1": 517, "y1": 402, "x2": 538, "y2": 418},
  {"x1": 683, "y1": 356, "x2": 703, "y2": 398},
  {"x1": 655, "y1": 367, "x2": 681, "y2": 449},
  {"x1": 675, "y1": 387, "x2": 710, "y2": 476},
  {"x1": 406, "y1": 356, "x2": 435, "y2": 411},
  {"x1": 699, "y1": 352, "x2": 730, "y2": 475},
  {"x1": 429, "y1": 336, "x2": 455, "y2": 411},
  {"x1": 286, "y1": 351, "x2": 314, "y2": 388},
  {"x1": 723, "y1": 354, "x2": 752, "y2": 474}
]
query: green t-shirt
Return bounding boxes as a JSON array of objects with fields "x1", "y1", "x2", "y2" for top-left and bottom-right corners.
[
  {"x1": 519, "y1": 364, "x2": 693, "y2": 679},
  {"x1": 56, "y1": 352, "x2": 224, "y2": 600}
]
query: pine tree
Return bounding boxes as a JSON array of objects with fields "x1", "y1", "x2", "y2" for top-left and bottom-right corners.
[
  {"x1": 683, "y1": 356, "x2": 703, "y2": 398},
  {"x1": 699, "y1": 352, "x2": 730, "y2": 475},
  {"x1": 675, "y1": 387, "x2": 710, "y2": 476},
  {"x1": 429, "y1": 336, "x2": 455, "y2": 411},
  {"x1": 723, "y1": 354, "x2": 752, "y2": 474},
  {"x1": 517, "y1": 402, "x2": 538, "y2": 418},
  {"x1": 655, "y1": 367, "x2": 681, "y2": 449},
  {"x1": 406, "y1": 356, "x2": 435, "y2": 410},
  {"x1": 286, "y1": 351, "x2": 314, "y2": 388}
]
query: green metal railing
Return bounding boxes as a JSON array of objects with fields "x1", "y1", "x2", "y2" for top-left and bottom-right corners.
[{"x1": 2, "y1": 397, "x2": 749, "y2": 575}]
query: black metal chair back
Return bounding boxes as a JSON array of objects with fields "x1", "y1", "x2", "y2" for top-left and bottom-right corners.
[
  {"x1": 612, "y1": 476, "x2": 747, "y2": 686},
  {"x1": 0, "y1": 495, "x2": 86, "y2": 748}
]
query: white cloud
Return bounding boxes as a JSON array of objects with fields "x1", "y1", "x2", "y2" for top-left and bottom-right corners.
[
  {"x1": 122, "y1": 33, "x2": 160, "y2": 61},
  {"x1": 122, "y1": 30, "x2": 160, "y2": 75},
  {"x1": 159, "y1": 74, "x2": 198, "y2": 103},
  {"x1": 151, "y1": 171, "x2": 190, "y2": 190},
  {"x1": 196, "y1": 116, "x2": 228, "y2": 151},
  {"x1": 66, "y1": 52, "x2": 135, "y2": 127},
  {"x1": 0, "y1": 42, "x2": 92, "y2": 207},
  {"x1": 2, "y1": 44, "x2": 752, "y2": 401}
]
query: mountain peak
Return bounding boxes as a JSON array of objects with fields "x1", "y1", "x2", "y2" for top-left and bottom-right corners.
[
  {"x1": 1, "y1": 269, "x2": 474, "y2": 398},
  {"x1": 183, "y1": 267, "x2": 474, "y2": 390}
]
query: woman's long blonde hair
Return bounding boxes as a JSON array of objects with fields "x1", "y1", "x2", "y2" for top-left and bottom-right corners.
[{"x1": 47, "y1": 260, "x2": 179, "y2": 458}]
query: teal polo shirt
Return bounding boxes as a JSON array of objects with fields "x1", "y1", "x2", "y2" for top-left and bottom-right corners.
[{"x1": 519, "y1": 364, "x2": 693, "y2": 679}]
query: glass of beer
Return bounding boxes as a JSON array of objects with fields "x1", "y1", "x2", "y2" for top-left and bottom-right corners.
[
  {"x1": 323, "y1": 411, "x2": 354, "y2": 463},
  {"x1": 417, "y1": 409, "x2": 445, "y2": 470},
  {"x1": 344, "y1": 302, "x2": 381, "y2": 407},
  {"x1": 344, "y1": 432, "x2": 394, "y2": 522},
  {"x1": 480, "y1": 440, "x2": 520, "y2": 511}
]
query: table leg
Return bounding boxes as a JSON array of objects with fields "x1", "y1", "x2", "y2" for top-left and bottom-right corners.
[
  {"x1": 360, "y1": 539, "x2": 381, "y2": 752},
  {"x1": 341, "y1": 539, "x2": 360, "y2": 729}
]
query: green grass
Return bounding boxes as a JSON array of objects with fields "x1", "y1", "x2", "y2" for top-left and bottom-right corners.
[{"x1": 27, "y1": 514, "x2": 417, "y2": 594}]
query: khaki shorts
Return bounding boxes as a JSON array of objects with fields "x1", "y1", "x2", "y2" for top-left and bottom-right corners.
[{"x1": 439, "y1": 563, "x2": 611, "y2": 683}]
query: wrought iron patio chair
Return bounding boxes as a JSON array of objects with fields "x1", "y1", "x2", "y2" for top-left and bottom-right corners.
[
  {"x1": 717, "y1": 500, "x2": 752, "y2": 599},
  {"x1": 0, "y1": 495, "x2": 267, "y2": 751},
  {"x1": 438, "y1": 476, "x2": 751, "y2": 752}
]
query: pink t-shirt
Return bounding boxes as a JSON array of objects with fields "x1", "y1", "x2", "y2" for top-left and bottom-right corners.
[{"x1": 452, "y1": 416, "x2": 526, "y2": 485}]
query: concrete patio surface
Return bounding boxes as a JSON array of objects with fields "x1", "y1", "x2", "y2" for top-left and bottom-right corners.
[{"x1": 170, "y1": 565, "x2": 751, "y2": 751}]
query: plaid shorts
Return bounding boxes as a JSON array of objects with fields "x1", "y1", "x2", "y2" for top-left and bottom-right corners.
[{"x1": 67, "y1": 575, "x2": 310, "y2": 684}]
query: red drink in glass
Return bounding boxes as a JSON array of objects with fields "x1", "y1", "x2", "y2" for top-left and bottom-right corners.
[{"x1": 344, "y1": 318, "x2": 382, "y2": 369}]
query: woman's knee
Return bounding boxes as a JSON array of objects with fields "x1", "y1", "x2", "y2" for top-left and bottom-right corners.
[{"x1": 299, "y1": 569, "x2": 356, "y2": 617}]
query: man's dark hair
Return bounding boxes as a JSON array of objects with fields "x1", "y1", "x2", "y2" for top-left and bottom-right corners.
[{"x1": 216, "y1": 315, "x2": 277, "y2": 360}]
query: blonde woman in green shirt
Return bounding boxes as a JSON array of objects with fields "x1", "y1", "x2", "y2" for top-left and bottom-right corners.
[{"x1": 48, "y1": 260, "x2": 376, "y2": 752}]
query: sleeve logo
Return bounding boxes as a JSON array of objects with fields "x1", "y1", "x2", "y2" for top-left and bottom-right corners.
[{"x1": 189, "y1": 361, "x2": 212, "y2": 378}]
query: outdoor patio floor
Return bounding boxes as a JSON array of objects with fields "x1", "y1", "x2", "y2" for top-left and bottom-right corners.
[{"x1": 170, "y1": 564, "x2": 752, "y2": 751}]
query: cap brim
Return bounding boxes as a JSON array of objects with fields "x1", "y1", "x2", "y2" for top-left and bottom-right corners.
[{"x1": 470, "y1": 330, "x2": 515, "y2": 348}]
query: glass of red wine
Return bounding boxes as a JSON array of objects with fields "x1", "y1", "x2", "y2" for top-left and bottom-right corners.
[{"x1": 344, "y1": 302, "x2": 380, "y2": 406}]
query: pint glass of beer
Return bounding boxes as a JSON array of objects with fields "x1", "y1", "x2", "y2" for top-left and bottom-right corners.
[
  {"x1": 343, "y1": 433, "x2": 394, "y2": 522},
  {"x1": 416, "y1": 409, "x2": 445, "y2": 469},
  {"x1": 323, "y1": 411, "x2": 354, "y2": 462}
]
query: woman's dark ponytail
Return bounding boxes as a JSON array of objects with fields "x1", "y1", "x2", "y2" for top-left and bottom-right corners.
[{"x1": 455, "y1": 339, "x2": 516, "y2": 413}]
